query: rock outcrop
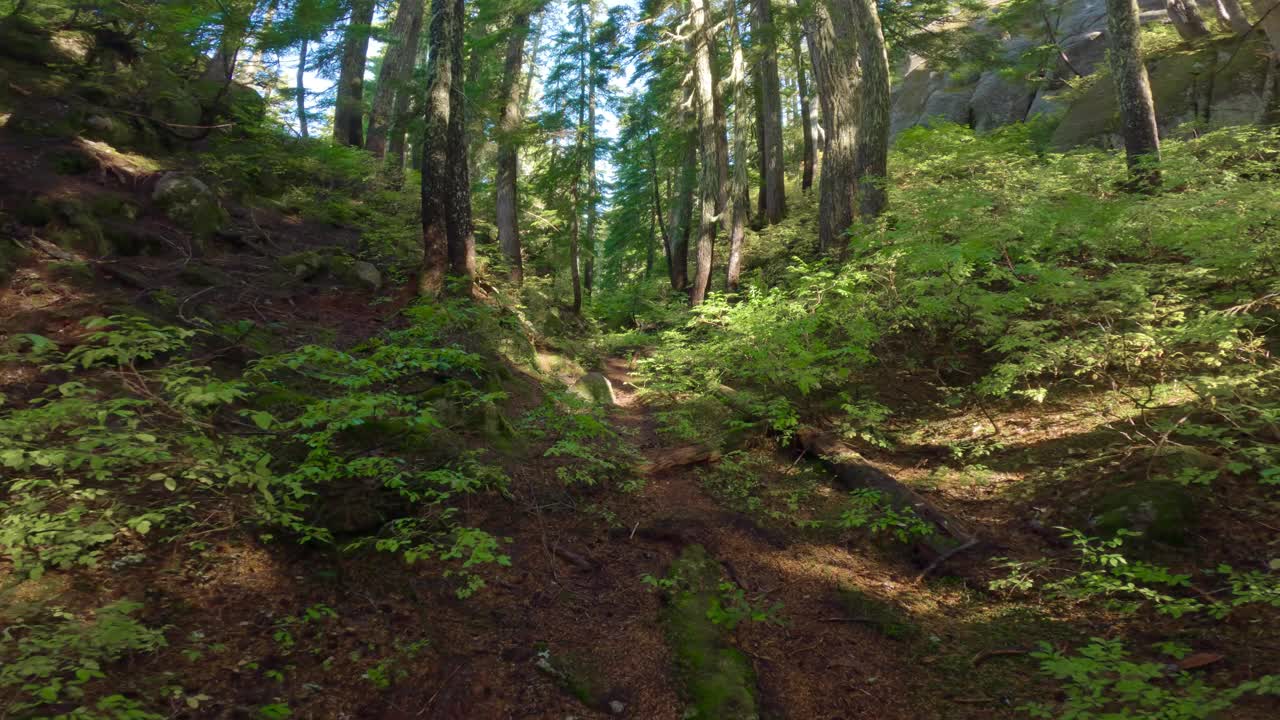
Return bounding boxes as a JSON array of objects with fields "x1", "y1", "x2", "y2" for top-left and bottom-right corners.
[{"x1": 889, "y1": 0, "x2": 1277, "y2": 147}]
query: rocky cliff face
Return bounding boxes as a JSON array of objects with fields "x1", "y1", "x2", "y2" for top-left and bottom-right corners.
[{"x1": 889, "y1": 0, "x2": 1277, "y2": 147}]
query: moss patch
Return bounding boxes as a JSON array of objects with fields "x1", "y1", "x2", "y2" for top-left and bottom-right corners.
[{"x1": 660, "y1": 544, "x2": 759, "y2": 720}]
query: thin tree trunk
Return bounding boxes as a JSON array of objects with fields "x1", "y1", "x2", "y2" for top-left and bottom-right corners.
[
  {"x1": 689, "y1": 0, "x2": 729, "y2": 306},
  {"x1": 1167, "y1": 0, "x2": 1211, "y2": 40},
  {"x1": 203, "y1": 0, "x2": 256, "y2": 85},
  {"x1": 649, "y1": 139, "x2": 670, "y2": 279},
  {"x1": 667, "y1": 124, "x2": 696, "y2": 292},
  {"x1": 1105, "y1": 0, "x2": 1162, "y2": 188},
  {"x1": 753, "y1": 0, "x2": 786, "y2": 224},
  {"x1": 793, "y1": 30, "x2": 814, "y2": 192},
  {"x1": 496, "y1": 11, "x2": 532, "y2": 285},
  {"x1": 522, "y1": 16, "x2": 545, "y2": 110},
  {"x1": 585, "y1": 56, "x2": 599, "y2": 297},
  {"x1": 1213, "y1": 0, "x2": 1253, "y2": 35},
  {"x1": 445, "y1": 0, "x2": 475, "y2": 288},
  {"x1": 753, "y1": 71, "x2": 767, "y2": 220},
  {"x1": 727, "y1": 0, "x2": 750, "y2": 292},
  {"x1": 810, "y1": 1, "x2": 856, "y2": 253},
  {"x1": 335, "y1": 0, "x2": 375, "y2": 147},
  {"x1": 848, "y1": 0, "x2": 890, "y2": 222},
  {"x1": 420, "y1": 0, "x2": 455, "y2": 296},
  {"x1": 389, "y1": 39, "x2": 429, "y2": 173},
  {"x1": 296, "y1": 38, "x2": 308, "y2": 138},
  {"x1": 367, "y1": 0, "x2": 425, "y2": 157}
]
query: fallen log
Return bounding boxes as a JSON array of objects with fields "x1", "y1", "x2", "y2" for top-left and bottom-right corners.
[
  {"x1": 636, "y1": 444, "x2": 722, "y2": 476},
  {"x1": 796, "y1": 428, "x2": 976, "y2": 561}
]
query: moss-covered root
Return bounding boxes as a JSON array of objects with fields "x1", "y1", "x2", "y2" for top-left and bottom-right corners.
[{"x1": 661, "y1": 544, "x2": 760, "y2": 720}]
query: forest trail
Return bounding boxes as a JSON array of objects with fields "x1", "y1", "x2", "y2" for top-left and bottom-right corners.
[{"x1": 571, "y1": 356, "x2": 934, "y2": 718}]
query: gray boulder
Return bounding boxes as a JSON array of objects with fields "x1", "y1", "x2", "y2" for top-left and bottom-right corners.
[
  {"x1": 152, "y1": 173, "x2": 223, "y2": 239},
  {"x1": 971, "y1": 71, "x2": 1036, "y2": 131},
  {"x1": 571, "y1": 372, "x2": 616, "y2": 406},
  {"x1": 350, "y1": 260, "x2": 382, "y2": 291}
]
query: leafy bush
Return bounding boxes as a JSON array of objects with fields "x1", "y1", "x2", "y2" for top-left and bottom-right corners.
[{"x1": 1024, "y1": 638, "x2": 1280, "y2": 719}]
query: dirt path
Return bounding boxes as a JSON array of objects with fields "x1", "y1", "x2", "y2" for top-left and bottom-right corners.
[{"x1": 588, "y1": 357, "x2": 932, "y2": 719}]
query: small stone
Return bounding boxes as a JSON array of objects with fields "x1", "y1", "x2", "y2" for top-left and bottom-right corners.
[{"x1": 608, "y1": 700, "x2": 625, "y2": 715}]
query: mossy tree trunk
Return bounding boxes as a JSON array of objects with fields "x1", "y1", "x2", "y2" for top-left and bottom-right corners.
[
  {"x1": 334, "y1": 0, "x2": 375, "y2": 147},
  {"x1": 1167, "y1": 0, "x2": 1211, "y2": 40},
  {"x1": 366, "y1": 0, "x2": 425, "y2": 158},
  {"x1": 688, "y1": 0, "x2": 729, "y2": 306},
  {"x1": 496, "y1": 11, "x2": 533, "y2": 285},
  {"x1": 753, "y1": 0, "x2": 786, "y2": 225},
  {"x1": 1105, "y1": 0, "x2": 1162, "y2": 189}
]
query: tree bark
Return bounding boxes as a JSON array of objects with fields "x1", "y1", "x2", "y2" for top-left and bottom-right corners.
[
  {"x1": 667, "y1": 124, "x2": 697, "y2": 292},
  {"x1": 496, "y1": 11, "x2": 532, "y2": 285},
  {"x1": 793, "y1": 29, "x2": 815, "y2": 192},
  {"x1": 1251, "y1": 0, "x2": 1280, "y2": 60},
  {"x1": 445, "y1": 0, "x2": 475, "y2": 288},
  {"x1": 848, "y1": 0, "x2": 890, "y2": 222},
  {"x1": 296, "y1": 38, "x2": 308, "y2": 138},
  {"x1": 1105, "y1": 0, "x2": 1162, "y2": 188},
  {"x1": 689, "y1": 0, "x2": 729, "y2": 306},
  {"x1": 753, "y1": 0, "x2": 786, "y2": 224},
  {"x1": 1213, "y1": 0, "x2": 1253, "y2": 35},
  {"x1": 420, "y1": 0, "x2": 456, "y2": 296},
  {"x1": 367, "y1": 0, "x2": 425, "y2": 157},
  {"x1": 585, "y1": 48, "x2": 599, "y2": 298},
  {"x1": 1167, "y1": 0, "x2": 1211, "y2": 40},
  {"x1": 727, "y1": 0, "x2": 751, "y2": 292},
  {"x1": 809, "y1": 2, "x2": 856, "y2": 253},
  {"x1": 335, "y1": 0, "x2": 375, "y2": 147}
]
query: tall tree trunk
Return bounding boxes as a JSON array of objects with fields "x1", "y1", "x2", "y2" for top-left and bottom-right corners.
[
  {"x1": 753, "y1": 0, "x2": 786, "y2": 224},
  {"x1": 420, "y1": 0, "x2": 456, "y2": 296},
  {"x1": 389, "y1": 39, "x2": 429, "y2": 173},
  {"x1": 1213, "y1": 0, "x2": 1253, "y2": 34},
  {"x1": 585, "y1": 56, "x2": 599, "y2": 297},
  {"x1": 568, "y1": 0, "x2": 590, "y2": 314},
  {"x1": 727, "y1": 0, "x2": 750, "y2": 292},
  {"x1": 848, "y1": 0, "x2": 890, "y2": 222},
  {"x1": 809, "y1": 2, "x2": 856, "y2": 253},
  {"x1": 1167, "y1": 0, "x2": 1211, "y2": 40},
  {"x1": 689, "y1": 0, "x2": 729, "y2": 306},
  {"x1": 367, "y1": 0, "x2": 425, "y2": 157},
  {"x1": 667, "y1": 125, "x2": 697, "y2": 292},
  {"x1": 445, "y1": 0, "x2": 475, "y2": 287},
  {"x1": 1105, "y1": 0, "x2": 1162, "y2": 188},
  {"x1": 793, "y1": 30, "x2": 814, "y2": 192},
  {"x1": 754, "y1": 71, "x2": 767, "y2": 220},
  {"x1": 296, "y1": 38, "x2": 309, "y2": 138},
  {"x1": 522, "y1": 17, "x2": 545, "y2": 110},
  {"x1": 1251, "y1": 0, "x2": 1280, "y2": 59},
  {"x1": 335, "y1": 0, "x2": 375, "y2": 147},
  {"x1": 496, "y1": 12, "x2": 532, "y2": 285}
]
